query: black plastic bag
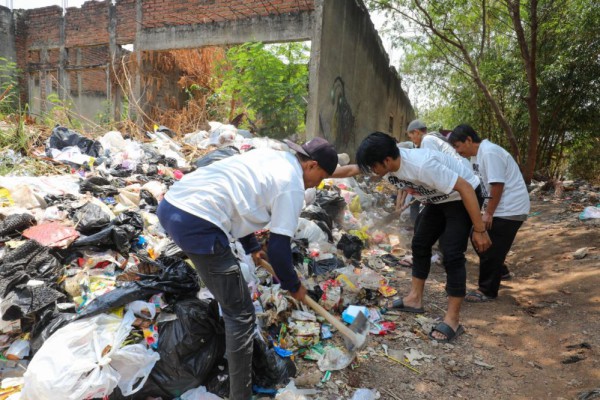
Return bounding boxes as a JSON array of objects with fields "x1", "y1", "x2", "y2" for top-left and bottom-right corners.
[
  {"x1": 0, "y1": 240, "x2": 62, "y2": 297},
  {"x1": 77, "y1": 256, "x2": 200, "y2": 319},
  {"x1": 336, "y1": 233, "x2": 364, "y2": 261},
  {"x1": 110, "y1": 298, "x2": 226, "y2": 400},
  {"x1": 111, "y1": 300, "x2": 296, "y2": 400},
  {"x1": 252, "y1": 337, "x2": 297, "y2": 388},
  {"x1": 314, "y1": 190, "x2": 347, "y2": 224},
  {"x1": 79, "y1": 176, "x2": 119, "y2": 197},
  {"x1": 46, "y1": 126, "x2": 103, "y2": 158},
  {"x1": 139, "y1": 189, "x2": 158, "y2": 208},
  {"x1": 301, "y1": 204, "x2": 333, "y2": 231},
  {"x1": 194, "y1": 146, "x2": 239, "y2": 168},
  {"x1": 73, "y1": 203, "x2": 111, "y2": 234},
  {"x1": 71, "y1": 211, "x2": 143, "y2": 253},
  {"x1": 30, "y1": 310, "x2": 76, "y2": 354},
  {"x1": 0, "y1": 285, "x2": 65, "y2": 321},
  {"x1": 309, "y1": 257, "x2": 345, "y2": 276}
]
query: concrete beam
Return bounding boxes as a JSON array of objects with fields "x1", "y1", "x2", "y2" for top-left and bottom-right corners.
[{"x1": 137, "y1": 11, "x2": 314, "y2": 51}]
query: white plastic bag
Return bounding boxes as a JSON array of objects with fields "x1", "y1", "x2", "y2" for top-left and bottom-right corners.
[
  {"x1": 294, "y1": 218, "x2": 328, "y2": 243},
  {"x1": 22, "y1": 311, "x2": 160, "y2": 400},
  {"x1": 180, "y1": 385, "x2": 223, "y2": 399}
]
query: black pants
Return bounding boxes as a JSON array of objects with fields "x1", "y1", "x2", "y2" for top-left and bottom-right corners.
[
  {"x1": 478, "y1": 218, "x2": 523, "y2": 298},
  {"x1": 411, "y1": 199, "x2": 472, "y2": 297},
  {"x1": 187, "y1": 242, "x2": 255, "y2": 400}
]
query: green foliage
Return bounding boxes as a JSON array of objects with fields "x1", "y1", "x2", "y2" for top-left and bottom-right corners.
[
  {"x1": 216, "y1": 42, "x2": 310, "y2": 139},
  {"x1": 95, "y1": 100, "x2": 114, "y2": 126},
  {"x1": 566, "y1": 136, "x2": 600, "y2": 183},
  {"x1": 369, "y1": 0, "x2": 600, "y2": 180},
  {"x1": 44, "y1": 92, "x2": 83, "y2": 130},
  {"x1": 0, "y1": 104, "x2": 29, "y2": 159},
  {"x1": 0, "y1": 56, "x2": 20, "y2": 116}
]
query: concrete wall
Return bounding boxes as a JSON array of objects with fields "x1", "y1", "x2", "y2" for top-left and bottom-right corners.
[
  {"x1": 307, "y1": 0, "x2": 414, "y2": 157},
  {"x1": 13, "y1": 0, "x2": 413, "y2": 142},
  {"x1": 0, "y1": 6, "x2": 16, "y2": 63}
]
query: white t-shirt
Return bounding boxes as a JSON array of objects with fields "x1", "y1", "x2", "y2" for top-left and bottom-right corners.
[
  {"x1": 164, "y1": 149, "x2": 305, "y2": 240},
  {"x1": 474, "y1": 140, "x2": 530, "y2": 217},
  {"x1": 420, "y1": 134, "x2": 471, "y2": 169},
  {"x1": 387, "y1": 148, "x2": 480, "y2": 204}
]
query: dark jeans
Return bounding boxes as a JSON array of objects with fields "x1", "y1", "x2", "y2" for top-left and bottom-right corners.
[
  {"x1": 411, "y1": 200, "x2": 472, "y2": 297},
  {"x1": 478, "y1": 218, "x2": 523, "y2": 298},
  {"x1": 187, "y1": 242, "x2": 255, "y2": 400}
]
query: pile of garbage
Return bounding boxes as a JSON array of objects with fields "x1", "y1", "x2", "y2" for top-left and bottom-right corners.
[{"x1": 0, "y1": 123, "x2": 418, "y2": 399}]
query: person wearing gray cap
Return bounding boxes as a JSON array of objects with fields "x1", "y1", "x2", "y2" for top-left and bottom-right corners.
[
  {"x1": 157, "y1": 137, "x2": 338, "y2": 399},
  {"x1": 407, "y1": 119, "x2": 469, "y2": 166}
]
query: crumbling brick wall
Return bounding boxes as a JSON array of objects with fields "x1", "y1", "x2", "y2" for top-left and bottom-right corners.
[{"x1": 12, "y1": 0, "x2": 315, "y2": 121}]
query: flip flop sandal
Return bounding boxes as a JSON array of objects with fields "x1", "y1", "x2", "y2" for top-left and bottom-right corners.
[
  {"x1": 465, "y1": 291, "x2": 495, "y2": 303},
  {"x1": 428, "y1": 322, "x2": 465, "y2": 343},
  {"x1": 388, "y1": 298, "x2": 424, "y2": 314}
]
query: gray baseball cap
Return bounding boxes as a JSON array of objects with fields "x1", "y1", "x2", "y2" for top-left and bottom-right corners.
[{"x1": 407, "y1": 119, "x2": 427, "y2": 132}]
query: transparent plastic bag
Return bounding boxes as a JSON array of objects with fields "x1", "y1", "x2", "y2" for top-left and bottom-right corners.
[{"x1": 22, "y1": 311, "x2": 159, "y2": 400}]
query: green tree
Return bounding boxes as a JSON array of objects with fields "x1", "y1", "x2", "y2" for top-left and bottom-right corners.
[
  {"x1": 217, "y1": 42, "x2": 309, "y2": 139},
  {"x1": 369, "y1": 0, "x2": 599, "y2": 183}
]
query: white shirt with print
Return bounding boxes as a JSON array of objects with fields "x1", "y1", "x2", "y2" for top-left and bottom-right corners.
[
  {"x1": 165, "y1": 148, "x2": 305, "y2": 240},
  {"x1": 473, "y1": 140, "x2": 530, "y2": 217},
  {"x1": 387, "y1": 147, "x2": 480, "y2": 204}
]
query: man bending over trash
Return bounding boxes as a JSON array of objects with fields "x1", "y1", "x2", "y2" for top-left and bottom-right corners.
[
  {"x1": 355, "y1": 132, "x2": 491, "y2": 343},
  {"x1": 157, "y1": 137, "x2": 338, "y2": 400}
]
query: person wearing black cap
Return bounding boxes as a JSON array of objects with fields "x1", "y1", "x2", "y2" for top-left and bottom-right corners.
[{"x1": 157, "y1": 137, "x2": 338, "y2": 400}]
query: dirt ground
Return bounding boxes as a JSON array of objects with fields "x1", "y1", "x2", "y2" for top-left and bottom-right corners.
[{"x1": 292, "y1": 196, "x2": 600, "y2": 400}]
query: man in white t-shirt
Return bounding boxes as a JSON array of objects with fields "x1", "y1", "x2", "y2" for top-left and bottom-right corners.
[
  {"x1": 157, "y1": 137, "x2": 338, "y2": 400},
  {"x1": 449, "y1": 124, "x2": 530, "y2": 302},
  {"x1": 407, "y1": 119, "x2": 470, "y2": 167},
  {"x1": 356, "y1": 132, "x2": 491, "y2": 343}
]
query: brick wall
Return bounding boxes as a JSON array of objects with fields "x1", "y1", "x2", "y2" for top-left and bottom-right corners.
[
  {"x1": 142, "y1": 0, "x2": 314, "y2": 28},
  {"x1": 115, "y1": 0, "x2": 136, "y2": 44},
  {"x1": 65, "y1": 1, "x2": 110, "y2": 47},
  {"x1": 23, "y1": 6, "x2": 61, "y2": 49}
]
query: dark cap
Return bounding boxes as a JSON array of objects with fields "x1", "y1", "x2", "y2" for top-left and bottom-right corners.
[
  {"x1": 407, "y1": 119, "x2": 427, "y2": 132},
  {"x1": 284, "y1": 137, "x2": 338, "y2": 175}
]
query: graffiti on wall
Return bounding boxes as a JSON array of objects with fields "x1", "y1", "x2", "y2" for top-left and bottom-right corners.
[{"x1": 327, "y1": 76, "x2": 355, "y2": 150}]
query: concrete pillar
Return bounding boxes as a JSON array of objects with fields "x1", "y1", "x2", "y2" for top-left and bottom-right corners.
[
  {"x1": 133, "y1": 0, "x2": 143, "y2": 127},
  {"x1": 108, "y1": 2, "x2": 122, "y2": 121},
  {"x1": 58, "y1": 12, "x2": 67, "y2": 100},
  {"x1": 305, "y1": 0, "x2": 323, "y2": 140}
]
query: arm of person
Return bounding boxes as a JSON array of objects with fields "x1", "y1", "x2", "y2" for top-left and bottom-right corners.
[
  {"x1": 395, "y1": 189, "x2": 408, "y2": 211},
  {"x1": 331, "y1": 164, "x2": 361, "y2": 178},
  {"x1": 239, "y1": 233, "x2": 267, "y2": 266},
  {"x1": 483, "y1": 182, "x2": 505, "y2": 230},
  {"x1": 267, "y1": 233, "x2": 306, "y2": 301},
  {"x1": 453, "y1": 177, "x2": 492, "y2": 252}
]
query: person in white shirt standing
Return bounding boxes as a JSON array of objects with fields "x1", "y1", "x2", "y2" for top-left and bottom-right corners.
[
  {"x1": 356, "y1": 132, "x2": 491, "y2": 343},
  {"x1": 449, "y1": 124, "x2": 530, "y2": 302},
  {"x1": 157, "y1": 137, "x2": 338, "y2": 400}
]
